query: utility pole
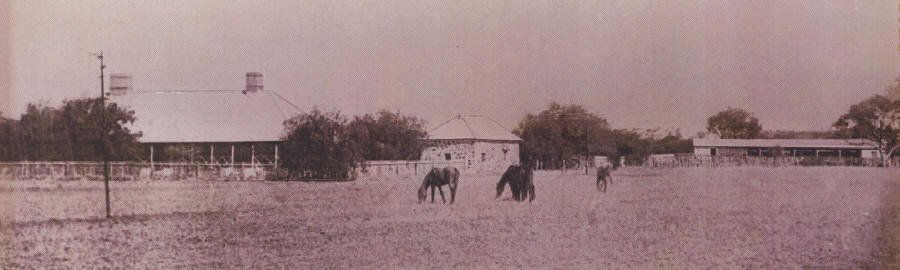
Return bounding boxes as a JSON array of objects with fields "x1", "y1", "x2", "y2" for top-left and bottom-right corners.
[{"x1": 93, "y1": 51, "x2": 111, "y2": 218}]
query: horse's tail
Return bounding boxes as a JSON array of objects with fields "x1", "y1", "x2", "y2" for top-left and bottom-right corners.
[
  {"x1": 449, "y1": 167, "x2": 459, "y2": 188},
  {"x1": 525, "y1": 167, "x2": 535, "y2": 202},
  {"x1": 448, "y1": 167, "x2": 459, "y2": 204}
]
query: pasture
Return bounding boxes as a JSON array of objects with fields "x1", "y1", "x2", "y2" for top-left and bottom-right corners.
[{"x1": 0, "y1": 167, "x2": 898, "y2": 268}]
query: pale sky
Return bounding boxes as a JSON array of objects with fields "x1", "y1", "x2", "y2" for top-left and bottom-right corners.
[{"x1": 1, "y1": 0, "x2": 898, "y2": 135}]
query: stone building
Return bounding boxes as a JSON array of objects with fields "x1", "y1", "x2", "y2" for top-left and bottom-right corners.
[{"x1": 421, "y1": 115, "x2": 521, "y2": 173}]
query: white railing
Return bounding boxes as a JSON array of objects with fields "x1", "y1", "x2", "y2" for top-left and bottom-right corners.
[{"x1": 0, "y1": 161, "x2": 276, "y2": 181}]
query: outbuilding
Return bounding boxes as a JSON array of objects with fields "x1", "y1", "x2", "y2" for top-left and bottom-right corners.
[
  {"x1": 692, "y1": 139, "x2": 879, "y2": 158},
  {"x1": 421, "y1": 115, "x2": 521, "y2": 173}
]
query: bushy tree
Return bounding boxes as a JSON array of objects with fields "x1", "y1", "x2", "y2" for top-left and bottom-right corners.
[
  {"x1": 833, "y1": 95, "x2": 900, "y2": 163},
  {"x1": 2, "y1": 98, "x2": 141, "y2": 161},
  {"x1": 281, "y1": 109, "x2": 362, "y2": 179},
  {"x1": 515, "y1": 103, "x2": 698, "y2": 169},
  {"x1": 514, "y1": 102, "x2": 615, "y2": 168},
  {"x1": 885, "y1": 74, "x2": 900, "y2": 101},
  {"x1": 706, "y1": 108, "x2": 762, "y2": 139},
  {"x1": 760, "y1": 130, "x2": 837, "y2": 139},
  {"x1": 347, "y1": 110, "x2": 427, "y2": 160},
  {"x1": 648, "y1": 132, "x2": 693, "y2": 154},
  {"x1": 0, "y1": 112, "x2": 22, "y2": 160}
]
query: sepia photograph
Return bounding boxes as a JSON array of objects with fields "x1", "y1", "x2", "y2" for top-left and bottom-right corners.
[{"x1": 1, "y1": 0, "x2": 899, "y2": 268}]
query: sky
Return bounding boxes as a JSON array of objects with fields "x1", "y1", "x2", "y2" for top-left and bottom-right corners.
[{"x1": 1, "y1": 0, "x2": 898, "y2": 135}]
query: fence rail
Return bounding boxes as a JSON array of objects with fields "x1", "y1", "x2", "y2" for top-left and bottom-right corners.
[
  {"x1": 0, "y1": 161, "x2": 275, "y2": 181},
  {"x1": 356, "y1": 160, "x2": 468, "y2": 178},
  {"x1": 644, "y1": 155, "x2": 893, "y2": 168}
]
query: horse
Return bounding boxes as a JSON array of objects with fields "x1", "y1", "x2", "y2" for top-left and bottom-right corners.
[
  {"x1": 417, "y1": 167, "x2": 459, "y2": 204},
  {"x1": 495, "y1": 164, "x2": 535, "y2": 202},
  {"x1": 596, "y1": 165, "x2": 613, "y2": 192}
]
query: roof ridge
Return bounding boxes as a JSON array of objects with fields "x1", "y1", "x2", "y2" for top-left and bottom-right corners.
[
  {"x1": 429, "y1": 116, "x2": 459, "y2": 133},
  {"x1": 128, "y1": 89, "x2": 246, "y2": 94}
]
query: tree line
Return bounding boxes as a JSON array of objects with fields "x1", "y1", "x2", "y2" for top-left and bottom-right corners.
[
  {"x1": 1, "y1": 75, "x2": 897, "y2": 175},
  {"x1": 0, "y1": 98, "x2": 142, "y2": 161}
]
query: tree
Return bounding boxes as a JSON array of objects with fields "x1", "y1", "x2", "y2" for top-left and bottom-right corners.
[
  {"x1": 513, "y1": 102, "x2": 613, "y2": 168},
  {"x1": 347, "y1": 110, "x2": 427, "y2": 160},
  {"x1": 64, "y1": 98, "x2": 143, "y2": 161},
  {"x1": 281, "y1": 109, "x2": 362, "y2": 179},
  {"x1": 11, "y1": 98, "x2": 142, "y2": 161},
  {"x1": 0, "y1": 112, "x2": 22, "y2": 161},
  {"x1": 833, "y1": 95, "x2": 900, "y2": 164},
  {"x1": 706, "y1": 108, "x2": 762, "y2": 139},
  {"x1": 648, "y1": 133, "x2": 693, "y2": 154},
  {"x1": 760, "y1": 130, "x2": 837, "y2": 139},
  {"x1": 886, "y1": 74, "x2": 900, "y2": 101}
]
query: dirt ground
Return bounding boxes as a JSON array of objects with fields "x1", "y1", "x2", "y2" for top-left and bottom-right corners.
[{"x1": 0, "y1": 167, "x2": 898, "y2": 269}]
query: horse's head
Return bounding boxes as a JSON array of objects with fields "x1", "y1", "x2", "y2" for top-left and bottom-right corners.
[
  {"x1": 417, "y1": 185, "x2": 428, "y2": 203},
  {"x1": 418, "y1": 171, "x2": 435, "y2": 203}
]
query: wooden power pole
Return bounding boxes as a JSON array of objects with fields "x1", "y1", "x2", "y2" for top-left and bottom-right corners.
[{"x1": 94, "y1": 51, "x2": 111, "y2": 218}]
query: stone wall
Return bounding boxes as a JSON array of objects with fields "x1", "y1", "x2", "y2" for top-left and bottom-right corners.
[{"x1": 421, "y1": 139, "x2": 520, "y2": 173}]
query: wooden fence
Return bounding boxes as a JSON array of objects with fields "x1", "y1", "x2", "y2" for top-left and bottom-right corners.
[
  {"x1": 0, "y1": 161, "x2": 276, "y2": 181},
  {"x1": 355, "y1": 160, "x2": 467, "y2": 178}
]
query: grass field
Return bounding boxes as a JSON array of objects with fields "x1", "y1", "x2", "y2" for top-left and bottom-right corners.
[{"x1": 0, "y1": 167, "x2": 898, "y2": 268}]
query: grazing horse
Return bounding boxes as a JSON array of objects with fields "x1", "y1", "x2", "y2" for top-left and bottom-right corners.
[
  {"x1": 596, "y1": 165, "x2": 613, "y2": 192},
  {"x1": 417, "y1": 167, "x2": 459, "y2": 204},
  {"x1": 495, "y1": 164, "x2": 535, "y2": 202}
]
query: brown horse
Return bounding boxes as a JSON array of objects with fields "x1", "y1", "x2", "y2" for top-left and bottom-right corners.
[
  {"x1": 495, "y1": 164, "x2": 535, "y2": 202},
  {"x1": 596, "y1": 165, "x2": 612, "y2": 192},
  {"x1": 417, "y1": 167, "x2": 459, "y2": 204}
]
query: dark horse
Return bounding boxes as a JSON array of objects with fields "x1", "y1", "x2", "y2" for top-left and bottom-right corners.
[
  {"x1": 596, "y1": 165, "x2": 613, "y2": 192},
  {"x1": 495, "y1": 164, "x2": 535, "y2": 202},
  {"x1": 418, "y1": 167, "x2": 459, "y2": 204}
]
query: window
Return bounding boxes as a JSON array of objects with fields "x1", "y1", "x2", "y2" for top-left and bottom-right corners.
[
  {"x1": 445, "y1": 153, "x2": 451, "y2": 161},
  {"x1": 481, "y1": 153, "x2": 486, "y2": 162},
  {"x1": 710, "y1": 148, "x2": 717, "y2": 156}
]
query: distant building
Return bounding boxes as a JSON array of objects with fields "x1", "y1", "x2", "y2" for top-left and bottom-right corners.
[
  {"x1": 421, "y1": 115, "x2": 521, "y2": 173},
  {"x1": 692, "y1": 139, "x2": 879, "y2": 158},
  {"x1": 109, "y1": 72, "x2": 302, "y2": 164}
]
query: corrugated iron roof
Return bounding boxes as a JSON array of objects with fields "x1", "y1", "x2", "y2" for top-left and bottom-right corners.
[
  {"x1": 427, "y1": 115, "x2": 522, "y2": 141},
  {"x1": 110, "y1": 90, "x2": 302, "y2": 143},
  {"x1": 692, "y1": 138, "x2": 878, "y2": 149}
]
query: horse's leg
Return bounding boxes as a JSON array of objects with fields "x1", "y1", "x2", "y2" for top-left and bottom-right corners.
[
  {"x1": 511, "y1": 182, "x2": 520, "y2": 201},
  {"x1": 528, "y1": 184, "x2": 535, "y2": 202},
  {"x1": 438, "y1": 185, "x2": 446, "y2": 203},
  {"x1": 431, "y1": 185, "x2": 436, "y2": 203},
  {"x1": 450, "y1": 184, "x2": 456, "y2": 204}
]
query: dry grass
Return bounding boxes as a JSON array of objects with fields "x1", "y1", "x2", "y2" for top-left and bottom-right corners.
[{"x1": 0, "y1": 167, "x2": 897, "y2": 269}]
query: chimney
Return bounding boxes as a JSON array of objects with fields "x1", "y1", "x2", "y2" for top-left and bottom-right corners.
[
  {"x1": 109, "y1": 73, "x2": 132, "y2": 96},
  {"x1": 246, "y1": 72, "x2": 263, "y2": 93}
]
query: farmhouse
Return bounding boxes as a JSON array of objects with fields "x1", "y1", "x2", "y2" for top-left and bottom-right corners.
[
  {"x1": 692, "y1": 138, "x2": 879, "y2": 158},
  {"x1": 421, "y1": 115, "x2": 521, "y2": 173},
  {"x1": 109, "y1": 72, "x2": 302, "y2": 165}
]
